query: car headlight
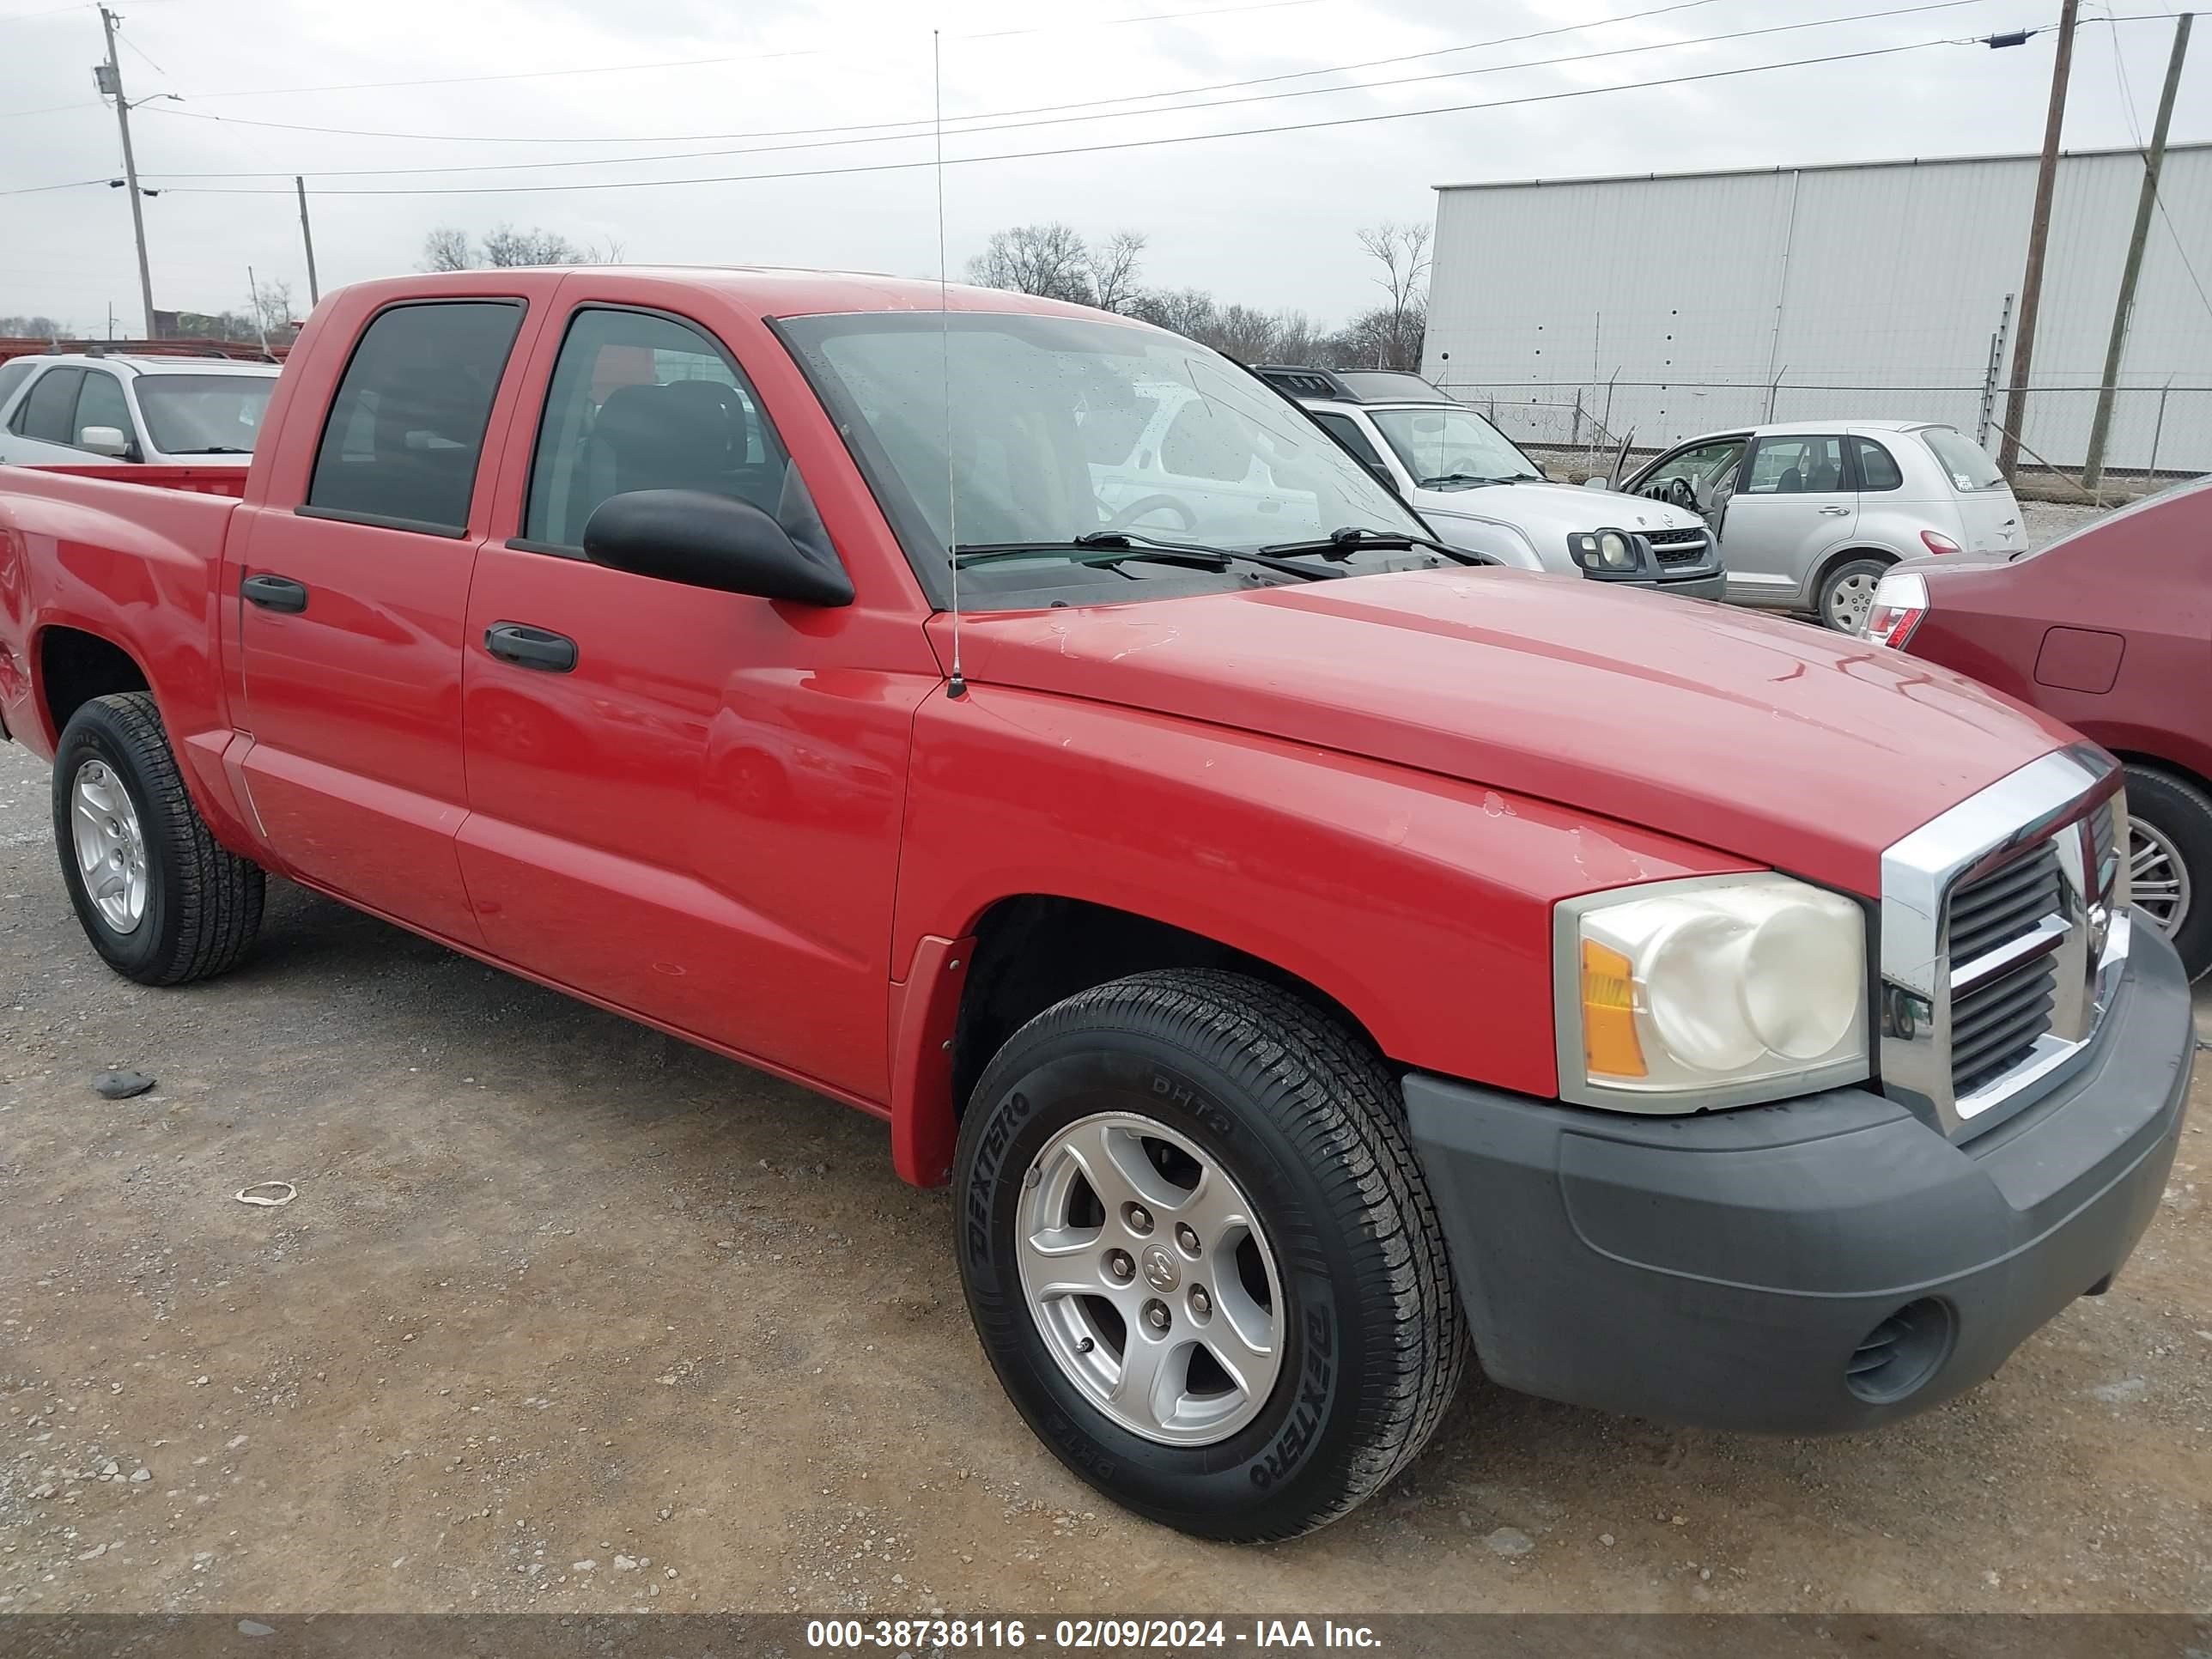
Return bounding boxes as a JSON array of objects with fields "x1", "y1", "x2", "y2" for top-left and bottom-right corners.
[
  {"x1": 1566, "y1": 528, "x2": 1643, "y2": 574},
  {"x1": 1555, "y1": 874, "x2": 1869, "y2": 1112}
]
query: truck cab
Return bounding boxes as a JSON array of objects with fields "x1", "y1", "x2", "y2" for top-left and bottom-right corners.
[{"x1": 1256, "y1": 365, "x2": 1726, "y2": 600}]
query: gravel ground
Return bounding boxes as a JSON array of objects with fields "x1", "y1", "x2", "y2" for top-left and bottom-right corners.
[
  {"x1": 0, "y1": 732, "x2": 2206, "y2": 1618},
  {"x1": 2019, "y1": 500, "x2": 2113, "y2": 553}
]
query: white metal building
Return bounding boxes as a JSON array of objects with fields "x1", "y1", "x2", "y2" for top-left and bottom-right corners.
[{"x1": 1424, "y1": 145, "x2": 2212, "y2": 474}]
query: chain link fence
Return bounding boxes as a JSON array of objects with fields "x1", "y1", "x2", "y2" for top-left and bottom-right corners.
[{"x1": 1436, "y1": 378, "x2": 2212, "y2": 503}]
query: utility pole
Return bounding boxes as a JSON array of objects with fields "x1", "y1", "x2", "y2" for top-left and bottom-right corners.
[
  {"x1": 94, "y1": 6, "x2": 157, "y2": 338},
  {"x1": 1997, "y1": 0, "x2": 2079, "y2": 479},
  {"x1": 246, "y1": 266, "x2": 271, "y2": 353},
  {"x1": 2083, "y1": 11, "x2": 2191, "y2": 490},
  {"x1": 295, "y1": 176, "x2": 320, "y2": 306}
]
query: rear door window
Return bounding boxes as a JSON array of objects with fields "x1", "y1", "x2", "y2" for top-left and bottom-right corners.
[
  {"x1": 0, "y1": 361, "x2": 35, "y2": 413},
  {"x1": 1745, "y1": 434, "x2": 1846, "y2": 495},
  {"x1": 306, "y1": 300, "x2": 526, "y2": 535},
  {"x1": 15, "y1": 368, "x2": 83, "y2": 444},
  {"x1": 1851, "y1": 436, "x2": 1904, "y2": 491}
]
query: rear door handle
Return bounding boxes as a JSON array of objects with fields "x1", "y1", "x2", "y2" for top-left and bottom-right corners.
[
  {"x1": 1817, "y1": 504, "x2": 1850, "y2": 515},
  {"x1": 484, "y1": 622, "x2": 578, "y2": 673},
  {"x1": 240, "y1": 572, "x2": 309, "y2": 612}
]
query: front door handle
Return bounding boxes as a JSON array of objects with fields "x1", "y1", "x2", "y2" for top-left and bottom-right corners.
[
  {"x1": 1817, "y1": 504, "x2": 1850, "y2": 515},
  {"x1": 484, "y1": 622, "x2": 578, "y2": 673},
  {"x1": 240, "y1": 572, "x2": 308, "y2": 613}
]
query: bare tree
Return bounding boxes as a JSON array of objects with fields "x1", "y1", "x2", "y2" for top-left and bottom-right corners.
[
  {"x1": 1355, "y1": 221, "x2": 1431, "y2": 370},
  {"x1": 480, "y1": 225, "x2": 589, "y2": 268},
  {"x1": 967, "y1": 223, "x2": 1094, "y2": 303},
  {"x1": 248, "y1": 276, "x2": 296, "y2": 343},
  {"x1": 0, "y1": 314, "x2": 70, "y2": 337},
  {"x1": 1128, "y1": 287, "x2": 1218, "y2": 340},
  {"x1": 421, "y1": 227, "x2": 473, "y2": 272},
  {"x1": 1085, "y1": 230, "x2": 1148, "y2": 314}
]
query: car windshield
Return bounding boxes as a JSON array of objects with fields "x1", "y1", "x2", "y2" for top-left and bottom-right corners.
[
  {"x1": 1366, "y1": 404, "x2": 1542, "y2": 486},
  {"x1": 1921, "y1": 426, "x2": 2006, "y2": 492},
  {"x1": 135, "y1": 374, "x2": 274, "y2": 454},
  {"x1": 776, "y1": 311, "x2": 1431, "y2": 605}
]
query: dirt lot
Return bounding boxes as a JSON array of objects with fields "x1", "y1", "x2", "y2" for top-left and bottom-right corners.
[{"x1": 0, "y1": 735, "x2": 2206, "y2": 1618}]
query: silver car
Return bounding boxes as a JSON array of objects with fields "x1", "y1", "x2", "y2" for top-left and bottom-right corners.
[
  {"x1": 0, "y1": 354, "x2": 277, "y2": 469},
  {"x1": 1620, "y1": 420, "x2": 2024, "y2": 631}
]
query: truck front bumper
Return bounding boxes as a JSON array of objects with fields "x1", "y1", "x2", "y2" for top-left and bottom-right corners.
[{"x1": 1405, "y1": 919, "x2": 2195, "y2": 1435}]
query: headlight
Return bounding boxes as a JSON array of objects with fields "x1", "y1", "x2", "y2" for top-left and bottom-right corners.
[
  {"x1": 1555, "y1": 874, "x2": 1869, "y2": 1112},
  {"x1": 1566, "y1": 528, "x2": 1644, "y2": 574}
]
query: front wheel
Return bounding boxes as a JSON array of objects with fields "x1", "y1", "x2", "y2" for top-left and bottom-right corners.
[
  {"x1": 953, "y1": 969, "x2": 1467, "y2": 1540},
  {"x1": 1816, "y1": 556, "x2": 1889, "y2": 632},
  {"x1": 2124, "y1": 763, "x2": 2211, "y2": 979}
]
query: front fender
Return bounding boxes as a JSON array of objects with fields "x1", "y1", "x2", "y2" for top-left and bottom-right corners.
[{"x1": 885, "y1": 685, "x2": 1754, "y2": 1181}]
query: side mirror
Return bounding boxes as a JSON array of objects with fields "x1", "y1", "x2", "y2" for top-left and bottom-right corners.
[
  {"x1": 581, "y1": 489, "x2": 854, "y2": 607},
  {"x1": 79, "y1": 425, "x2": 131, "y2": 458},
  {"x1": 1579, "y1": 476, "x2": 1609, "y2": 490}
]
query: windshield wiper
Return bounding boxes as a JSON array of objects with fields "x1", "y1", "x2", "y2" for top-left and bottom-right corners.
[
  {"x1": 178, "y1": 446, "x2": 253, "y2": 455},
  {"x1": 952, "y1": 533, "x2": 1340, "y2": 582},
  {"x1": 1419, "y1": 472, "x2": 1510, "y2": 489},
  {"x1": 1261, "y1": 526, "x2": 1484, "y2": 566}
]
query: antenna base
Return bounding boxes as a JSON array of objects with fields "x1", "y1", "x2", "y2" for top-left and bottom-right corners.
[{"x1": 945, "y1": 672, "x2": 968, "y2": 700}]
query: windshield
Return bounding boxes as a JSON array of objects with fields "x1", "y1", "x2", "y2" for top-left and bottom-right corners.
[
  {"x1": 135, "y1": 374, "x2": 274, "y2": 455},
  {"x1": 1366, "y1": 404, "x2": 1541, "y2": 486},
  {"x1": 776, "y1": 311, "x2": 1429, "y2": 605},
  {"x1": 1920, "y1": 426, "x2": 2006, "y2": 493}
]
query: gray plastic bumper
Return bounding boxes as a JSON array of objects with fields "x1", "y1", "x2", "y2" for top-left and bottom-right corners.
[
  {"x1": 1405, "y1": 919, "x2": 2195, "y2": 1435},
  {"x1": 1653, "y1": 568, "x2": 1727, "y2": 603}
]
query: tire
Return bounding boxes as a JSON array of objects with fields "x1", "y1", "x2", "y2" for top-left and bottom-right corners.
[
  {"x1": 52, "y1": 691, "x2": 264, "y2": 986},
  {"x1": 952, "y1": 968, "x2": 1468, "y2": 1540},
  {"x1": 1815, "y1": 555, "x2": 1889, "y2": 633},
  {"x1": 2122, "y1": 763, "x2": 2212, "y2": 981}
]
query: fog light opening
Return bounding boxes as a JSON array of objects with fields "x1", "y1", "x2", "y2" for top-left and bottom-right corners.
[{"x1": 1844, "y1": 1297, "x2": 1954, "y2": 1404}]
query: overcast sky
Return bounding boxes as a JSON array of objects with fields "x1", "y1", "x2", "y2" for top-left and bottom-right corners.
[{"x1": 1, "y1": 0, "x2": 2202, "y2": 335}]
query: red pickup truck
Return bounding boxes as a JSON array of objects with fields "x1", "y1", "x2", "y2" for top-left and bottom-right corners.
[{"x1": 0, "y1": 269, "x2": 2195, "y2": 1540}]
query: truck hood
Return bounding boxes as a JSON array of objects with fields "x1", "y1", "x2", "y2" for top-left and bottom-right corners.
[
  {"x1": 1417, "y1": 477, "x2": 1705, "y2": 540},
  {"x1": 946, "y1": 568, "x2": 2077, "y2": 896}
]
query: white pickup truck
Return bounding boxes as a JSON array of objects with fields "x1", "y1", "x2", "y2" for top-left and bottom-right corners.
[{"x1": 1255, "y1": 367, "x2": 1725, "y2": 600}]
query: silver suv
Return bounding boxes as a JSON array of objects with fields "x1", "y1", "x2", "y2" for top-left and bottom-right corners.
[
  {"x1": 1259, "y1": 368, "x2": 1725, "y2": 601},
  {"x1": 0, "y1": 354, "x2": 277, "y2": 468},
  {"x1": 1621, "y1": 421, "x2": 2025, "y2": 631}
]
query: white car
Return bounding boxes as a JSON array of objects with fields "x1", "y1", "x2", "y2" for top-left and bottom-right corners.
[
  {"x1": 1256, "y1": 367, "x2": 1725, "y2": 600},
  {"x1": 0, "y1": 354, "x2": 278, "y2": 468},
  {"x1": 1620, "y1": 420, "x2": 2025, "y2": 632}
]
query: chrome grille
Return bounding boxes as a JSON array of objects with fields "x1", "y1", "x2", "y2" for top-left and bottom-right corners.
[
  {"x1": 1948, "y1": 843, "x2": 2063, "y2": 967},
  {"x1": 1643, "y1": 527, "x2": 1710, "y2": 565},
  {"x1": 1950, "y1": 956, "x2": 2057, "y2": 1095},
  {"x1": 1879, "y1": 746, "x2": 2130, "y2": 1139}
]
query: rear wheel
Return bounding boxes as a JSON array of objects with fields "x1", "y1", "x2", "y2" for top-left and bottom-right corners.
[
  {"x1": 953, "y1": 969, "x2": 1467, "y2": 1540},
  {"x1": 1816, "y1": 556, "x2": 1888, "y2": 632},
  {"x1": 52, "y1": 692, "x2": 264, "y2": 986},
  {"x1": 2123, "y1": 764, "x2": 2211, "y2": 980}
]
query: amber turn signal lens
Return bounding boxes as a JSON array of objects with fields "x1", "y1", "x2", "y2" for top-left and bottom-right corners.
[{"x1": 1580, "y1": 938, "x2": 1647, "y2": 1079}]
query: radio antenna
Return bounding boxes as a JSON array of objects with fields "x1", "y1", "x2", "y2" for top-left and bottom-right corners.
[{"x1": 935, "y1": 28, "x2": 966, "y2": 700}]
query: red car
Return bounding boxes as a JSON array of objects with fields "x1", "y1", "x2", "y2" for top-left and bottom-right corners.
[
  {"x1": 0, "y1": 270, "x2": 2196, "y2": 1540},
  {"x1": 1865, "y1": 478, "x2": 2212, "y2": 980}
]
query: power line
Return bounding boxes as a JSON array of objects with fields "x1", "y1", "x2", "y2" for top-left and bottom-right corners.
[
  {"x1": 149, "y1": 0, "x2": 1355, "y2": 103},
  {"x1": 136, "y1": 1, "x2": 1994, "y2": 182},
  {"x1": 0, "y1": 100, "x2": 103, "y2": 119},
  {"x1": 125, "y1": 0, "x2": 1730, "y2": 146},
  {"x1": 137, "y1": 36, "x2": 1981, "y2": 198}
]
